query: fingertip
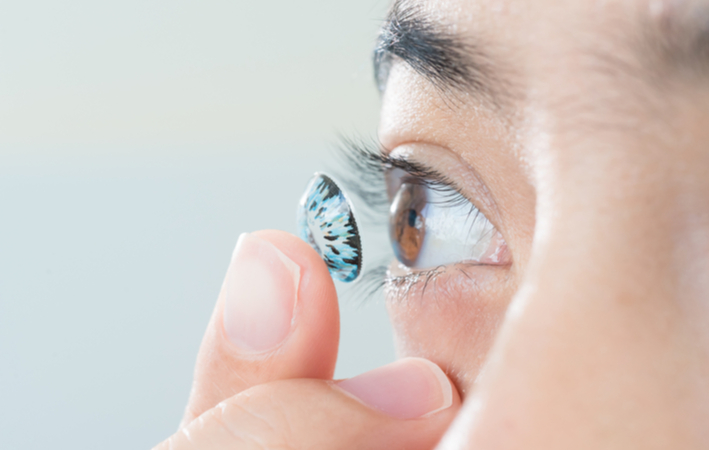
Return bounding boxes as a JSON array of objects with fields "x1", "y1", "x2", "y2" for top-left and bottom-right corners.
[
  {"x1": 409, "y1": 357, "x2": 458, "y2": 417},
  {"x1": 250, "y1": 229, "x2": 334, "y2": 284},
  {"x1": 337, "y1": 357, "x2": 461, "y2": 420},
  {"x1": 223, "y1": 232, "x2": 301, "y2": 352},
  {"x1": 249, "y1": 229, "x2": 340, "y2": 364},
  {"x1": 183, "y1": 229, "x2": 341, "y2": 425}
]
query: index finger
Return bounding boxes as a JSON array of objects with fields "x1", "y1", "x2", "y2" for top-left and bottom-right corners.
[{"x1": 181, "y1": 230, "x2": 340, "y2": 427}]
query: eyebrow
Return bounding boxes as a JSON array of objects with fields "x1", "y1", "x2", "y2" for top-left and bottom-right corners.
[
  {"x1": 642, "y1": 2, "x2": 709, "y2": 81},
  {"x1": 373, "y1": 0, "x2": 501, "y2": 106},
  {"x1": 374, "y1": 1, "x2": 708, "y2": 106}
]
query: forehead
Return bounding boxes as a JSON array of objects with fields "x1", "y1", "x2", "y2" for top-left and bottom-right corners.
[{"x1": 413, "y1": 0, "x2": 707, "y2": 52}]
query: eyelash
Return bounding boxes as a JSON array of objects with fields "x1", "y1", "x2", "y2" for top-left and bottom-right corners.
[
  {"x1": 335, "y1": 136, "x2": 473, "y2": 211},
  {"x1": 334, "y1": 136, "x2": 485, "y2": 300}
]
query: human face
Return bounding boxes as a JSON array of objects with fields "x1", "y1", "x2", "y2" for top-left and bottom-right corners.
[{"x1": 375, "y1": 0, "x2": 707, "y2": 446}]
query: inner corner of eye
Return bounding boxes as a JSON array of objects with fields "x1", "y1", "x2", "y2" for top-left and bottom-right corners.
[{"x1": 387, "y1": 180, "x2": 507, "y2": 269}]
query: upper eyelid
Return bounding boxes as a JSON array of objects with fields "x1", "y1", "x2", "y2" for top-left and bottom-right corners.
[
  {"x1": 384, "y1": 155, "x2": 468, "y2": 199},
  {"x1": 386, "y1": 157, "x2": 490, "y2": 221},
  {"x1": 387, "y1": 141, "x2": 504, "y2": 229},
  {"x1": 391, "y1": 170, "x2": 472, "y2": 210}
]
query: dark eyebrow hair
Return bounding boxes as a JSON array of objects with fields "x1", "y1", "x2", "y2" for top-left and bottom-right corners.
[
  {"x1": 373, "y1": 0, "x2": 500, "y2": 105},
  {"x1": 643, "y1": 1, "x2": 708, "y2": 80}
]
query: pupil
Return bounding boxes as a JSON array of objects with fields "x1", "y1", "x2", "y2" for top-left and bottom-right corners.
[
  {"x1": 407, "y1": 209, "x2": 417, "y2": 227},
  {"x1": 389, "y1": 183, "x2": 427, "y2": 267}
]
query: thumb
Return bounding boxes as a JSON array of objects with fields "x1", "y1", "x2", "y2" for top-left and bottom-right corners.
[{"x1": 156, "y1": 357, "x2": 461, "y2": 450}]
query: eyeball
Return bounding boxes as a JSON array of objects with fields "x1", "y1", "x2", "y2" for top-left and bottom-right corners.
[{"x1": 297, "y1": 173, "x2": 363, "y2": 282}]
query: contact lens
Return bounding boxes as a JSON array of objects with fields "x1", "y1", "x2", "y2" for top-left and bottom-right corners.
[{"x1": 297, "y1": 173, "x2": 362, "y2": 282}]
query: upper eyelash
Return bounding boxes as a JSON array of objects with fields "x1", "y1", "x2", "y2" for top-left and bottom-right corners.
[
  {"x1": 335, "y1": 136, "x2": 473, "y2": 220},
  {"x1": 333, "y1": 136, "x2": 390, "y2": 221}
]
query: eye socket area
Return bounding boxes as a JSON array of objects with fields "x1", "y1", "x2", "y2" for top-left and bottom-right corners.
[{"x1": 387, "y1": 168, "x2": 510, "y2": 270}]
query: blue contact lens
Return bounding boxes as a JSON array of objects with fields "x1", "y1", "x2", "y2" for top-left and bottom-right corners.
[{"x1": 297, "y1": 173, "x2": 362, "y2": 282}]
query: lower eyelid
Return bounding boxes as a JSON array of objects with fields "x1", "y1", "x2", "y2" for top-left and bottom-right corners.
[{"x1": 384, "y1": 260, "x2": 507, "y2": 304}]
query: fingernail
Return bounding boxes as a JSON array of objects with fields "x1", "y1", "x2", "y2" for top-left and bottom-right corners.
[
  {"x1": 223, "y1": 233, "x2": 300, "y2": 353},
  {"x1": 337, "y1": 357, "x2": 453, "y2": 419}
]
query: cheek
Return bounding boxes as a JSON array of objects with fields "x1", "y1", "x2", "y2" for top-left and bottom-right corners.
[{"x1": 385, "y1": 267, "x2": 516, "y2": 397}]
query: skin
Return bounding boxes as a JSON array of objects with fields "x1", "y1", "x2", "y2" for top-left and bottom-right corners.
[{"x1": 155, "y1": 0, "x2": 708, "y2": 448}]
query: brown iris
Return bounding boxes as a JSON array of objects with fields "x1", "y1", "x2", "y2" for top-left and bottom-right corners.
[{"x1": 389, "y1": 183, "x2": 427, "y2": 266}]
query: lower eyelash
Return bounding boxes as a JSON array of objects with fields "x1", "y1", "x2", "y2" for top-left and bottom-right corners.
[
  {"x1": 384, "y1": 261, "x2": 487, "y2": 303},
  {"x1": 384, "y1": 266, "x2": 447, "y2": 302}
]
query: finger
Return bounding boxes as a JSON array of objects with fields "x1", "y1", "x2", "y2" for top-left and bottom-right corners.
[
  {"x1": 156, "y1": 358, "x2": 461, "y2": 450},
  {"x1": 181, "y1": 230, "x2": 340, "y2": 426}
]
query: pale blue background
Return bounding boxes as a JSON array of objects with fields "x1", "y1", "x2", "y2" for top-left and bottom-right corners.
[{"x1": 0, "y1": 1, "x2": 394, "y2": 448}]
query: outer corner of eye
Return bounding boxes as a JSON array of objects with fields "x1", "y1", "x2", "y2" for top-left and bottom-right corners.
[{"x1": 479, "y1": 229, "x2": 511, "y2": 266}]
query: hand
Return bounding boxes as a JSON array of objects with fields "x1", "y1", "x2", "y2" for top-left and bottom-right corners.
[{"x1": 153, "y1": 230, "x2": 461, "y2": 449}]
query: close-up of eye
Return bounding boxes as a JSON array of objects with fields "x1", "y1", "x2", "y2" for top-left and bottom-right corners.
[
  {"x1": 331, "y1": 140, "x2": 511, "y2": 292},
  {"x1": 387, "y1": 169, "x2": 508, "y2": 270}
]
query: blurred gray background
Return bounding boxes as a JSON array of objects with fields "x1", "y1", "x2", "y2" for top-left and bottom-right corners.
[{"x1": 0, "y1": 1, "x2": 395, "y2": 448}]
